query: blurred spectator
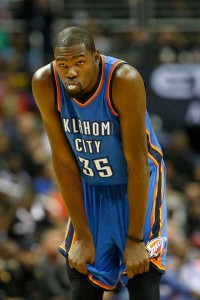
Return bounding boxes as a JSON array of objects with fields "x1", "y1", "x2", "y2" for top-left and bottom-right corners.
[
  {"x1": 166, "y1": 181, "x2": 187, "y2": 232},
  {"x1": 154, "y1": 26, "x2": 190, "y2": 64},
  {"x1": 0, "y1": 1, "x2": 200, "y2": 299},
  {"x1": 0, "y1": 194, "x2": 17, "y2": 236},
  {"x1": 8, "y1": 186, "x2": 50, "y2": 242},
  {"x1": 180, "y1": 258, "x2": 200, "y2": 299},
  {"x1": 126, "y1": 27, "x2": 155, "y2": 66},
  {"x1": 164, "y1": 129, "x2": 199, "y2": 189},
  {"x1": 193, "y1": 162, "x2": 200, "y2": 183},
  {"x1": 0, "y1": 238, "x2": 39, "y2": 299},
  {"x1": 0, "y1": 131, "x2": 12, "y2": 170},
  {"x1": 160, "y1": 219, "x2": 197, "y2": 300},
  {"x1": 35, "y1": 227, "x2": 71, "y2": 299},
  {"x1": 184, "y1": 181, "x2": 200, "y2": 239}
]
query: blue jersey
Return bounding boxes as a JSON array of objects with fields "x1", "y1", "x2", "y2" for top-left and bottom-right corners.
[
  {"x1": 52, "y1": 56, "x2": 167, "y2": 290},
  {"x1": 52, "y1": 55, "x2": 163, "y2": 185}
]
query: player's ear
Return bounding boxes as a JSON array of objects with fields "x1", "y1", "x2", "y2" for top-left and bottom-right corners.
[{"x1": 94, "y1": 50, "x2": 100, "y2": 64}]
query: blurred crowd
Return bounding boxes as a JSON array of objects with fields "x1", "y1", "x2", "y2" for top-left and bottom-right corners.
[{"x1": 0, "y1": 0, "x2": 200, "y2": 299}]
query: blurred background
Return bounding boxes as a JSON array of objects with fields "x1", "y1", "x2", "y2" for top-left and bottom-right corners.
[{"x1": 0, "y1": 0, "x2": 200, "y2": 299}]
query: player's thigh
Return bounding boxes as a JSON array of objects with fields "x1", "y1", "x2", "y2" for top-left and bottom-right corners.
[
  {"x1": 127, "y1": 266, "x2": 162, "y2": 300},
  {"x1": 66, "y1": 259, "x2": 104, "y2": 300}
]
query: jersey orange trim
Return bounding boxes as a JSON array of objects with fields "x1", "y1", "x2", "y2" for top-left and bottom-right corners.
[
  {"x1": 122, "y1": 256, "x2": 166, "y2": 274},
  {"x1": 65, "y1": 218, "x2": 71, "y2": 238},
  {"x1": 149, "y1": 192, "x2": 166, "y2": 273},
  {"x1": 71, "y1": 55, "x2": 106, "y2": 107},
  {"x1": 148, "y1": 153, "x2": 159, "y2": 168},
  {"x1": 148, "y1": 155, "x2": 165, "y2": 241},
  {"x1": 151, "y1": 259, "x2": 166, "y2": 271},
  {"x1": 159, "y1": 205, "x2": 163, "y2": 237},
  {"x1": 68, "y1": 232, "x2": 77, "y2": 254},
  {"x1": 106, "y1": 59, "x2": 125, "y2": 117},
  {"x1": 88, "y1": 273, "x2": 117, "y2": 291},
  {"x1": 59, "y1": 244, "x2": 67, "y2": 252},
  {"x1": 148, "y1": 153, "x2": 159, "y2": 236},
  {"x1": 53, "y1": 61, "x2": 61, "y2": 111},
  {"x1": 160, "y1": 163, "x2": 165, "y2": 203},
  {"x1": 146, "y1": 129, "x2": 163, "y2": 157}
]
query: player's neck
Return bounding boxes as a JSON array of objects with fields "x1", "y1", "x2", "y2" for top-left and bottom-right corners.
[{"x1": 76, "y1": 58, "x2": 102, "y2": 104}]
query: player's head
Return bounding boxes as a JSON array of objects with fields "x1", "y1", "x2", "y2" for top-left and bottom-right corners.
[
  {"x1": 53, "y1": 27, "x2": 100, "y2": 98},
  {"x1": 53, "y1": 26, "x2": 96, "y2": 54}
]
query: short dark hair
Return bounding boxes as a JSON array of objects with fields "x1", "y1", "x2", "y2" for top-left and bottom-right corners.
[{"x1": 53, "y1": 26, "x2": 96, "y2": 53}]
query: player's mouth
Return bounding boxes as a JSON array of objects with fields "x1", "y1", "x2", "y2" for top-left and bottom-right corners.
[{"x1": 65, "y1": 81, "x2": 81, "y2": 91}]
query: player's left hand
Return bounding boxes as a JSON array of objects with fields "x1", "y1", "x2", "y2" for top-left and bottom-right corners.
[
  {"x1": 123, "y1": 238, "x2": 149, "y2": 278},
  {"x1": 68, "y1": 236, "x2": 95, "y2": 275}
]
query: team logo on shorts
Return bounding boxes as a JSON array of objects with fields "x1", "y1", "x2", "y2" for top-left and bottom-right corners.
[{"x1": 146, "y1": 237, "x2": 167, "y2": 258}]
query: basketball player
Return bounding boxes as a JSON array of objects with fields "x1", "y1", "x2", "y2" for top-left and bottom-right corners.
[{"x1": 32, "y1": 26, "x2": 167, "y2": 300}]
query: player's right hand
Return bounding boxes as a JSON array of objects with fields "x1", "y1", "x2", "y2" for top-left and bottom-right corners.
[
  {"x1": 68, "y1": 237, "x2": 95, "y2": 274},
  {"x1": 124, "y1": 238, "x2": 149, "y2": 278}
]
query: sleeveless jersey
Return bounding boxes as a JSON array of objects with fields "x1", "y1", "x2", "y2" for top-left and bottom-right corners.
[
  {"x1": 52, "y1": 55, "x2": 163, "y2": 185},
  {"x1": 53, "y1": 56, "x2": 168, "y2": 289}
]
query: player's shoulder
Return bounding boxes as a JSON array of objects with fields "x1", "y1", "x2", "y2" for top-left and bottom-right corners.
[
  {"x1": 32, "y1": 63, "x2": 55, "y2": 110},
  {"x1": 112, "y1": 62, "x2": 146, "y2": 111},
  {"x1": 32, "y1": 63, "x2": 52, "y2": 86},
  {"x1": 114, "y1": 63, "x2": 143, "y2": 84},
  {"x1": 32, "y1": 63, "x2": 54, "y2": 99},
  {"x1": 112, "y1": 63, "x2": 145, "y2": 96}
]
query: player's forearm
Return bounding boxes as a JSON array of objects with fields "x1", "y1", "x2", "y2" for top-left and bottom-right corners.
[
  {"x1": 52, "y1": 157, "x2": 92, "y2": 240},
  {"x1": 127, "y1": 160, "x2": 149, "y2": 239}
]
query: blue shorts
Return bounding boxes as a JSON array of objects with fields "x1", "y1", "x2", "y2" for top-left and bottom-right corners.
[{"x1": 59, "y1": 159, "x2": 167, "y2": 291}]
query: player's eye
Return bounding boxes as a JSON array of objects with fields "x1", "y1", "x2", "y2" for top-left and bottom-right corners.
[
  {"x1": 59, "y1": 63, "x2": 66, "y2": 67},
  {"x1": 77, "y1": 61, "x2": 84, "y2": 65}
]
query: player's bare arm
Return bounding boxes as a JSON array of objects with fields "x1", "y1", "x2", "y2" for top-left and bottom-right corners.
[
  {"x1": 32, "y1": 65, "x2": 95, "y2": 274},
  {"x1": 112, "y1": 64, "x2": 150, "y2": 277}
]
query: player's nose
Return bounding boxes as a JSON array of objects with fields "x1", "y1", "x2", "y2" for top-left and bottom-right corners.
[{"x1": 66, "y1": 68, "x2": 78, "y2": 79}]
